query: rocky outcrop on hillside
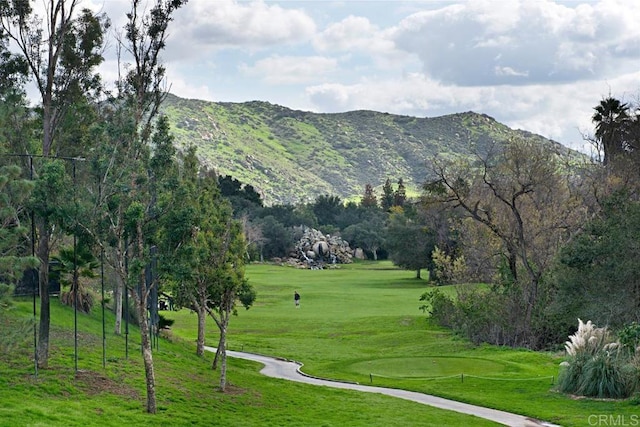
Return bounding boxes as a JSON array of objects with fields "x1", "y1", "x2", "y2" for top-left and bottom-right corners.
[{"x1": 285, "y1": 227, "x2": 353, "y2": 269}]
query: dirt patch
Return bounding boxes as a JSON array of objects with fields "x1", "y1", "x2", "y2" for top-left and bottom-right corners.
[
  {"x1": 75, "y1": 370, "x2": 140, "y2": 400},
  {"x1": 222, "y1": 383, "x2": 247, "y2": 396}
]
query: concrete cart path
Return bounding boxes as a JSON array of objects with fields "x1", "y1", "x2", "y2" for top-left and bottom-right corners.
[{"x1": 205, "y1": 347, "x2": 560, "y2": 427}]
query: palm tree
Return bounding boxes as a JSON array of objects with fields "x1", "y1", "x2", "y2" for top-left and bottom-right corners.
[{"x1": 592, "y1": 97, "x2": 630, "y2": 165}]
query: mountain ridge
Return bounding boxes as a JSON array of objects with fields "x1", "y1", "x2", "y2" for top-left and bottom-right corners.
[{"x1": 161, "y1": 94, "x2": 576, "y2": 205}]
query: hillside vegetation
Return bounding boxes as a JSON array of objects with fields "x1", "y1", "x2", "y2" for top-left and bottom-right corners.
[{"x1": 161, "y1": 94, "x2": 575, "y2": 204}]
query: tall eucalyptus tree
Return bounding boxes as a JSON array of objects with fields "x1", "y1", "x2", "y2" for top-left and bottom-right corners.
[
  {"x1": 0, "y1": 0, "x2": 108, "y2": 368},
  {"x1": 89, "y1": 0, "x2": 187, "y2": 413}
]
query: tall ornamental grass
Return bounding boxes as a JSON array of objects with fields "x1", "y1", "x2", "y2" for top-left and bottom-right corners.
[{"x1": 558, "y1": 319, "x2": 638, "y2": 398}]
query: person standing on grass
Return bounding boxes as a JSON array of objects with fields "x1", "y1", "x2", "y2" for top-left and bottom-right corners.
[{"x1": 294, "y1": 291, "x2": 300, "y2": 308}]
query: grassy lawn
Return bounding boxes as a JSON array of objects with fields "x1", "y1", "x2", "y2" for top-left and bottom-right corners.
[
  {"x1": 1, "y1": 261, "x2": 637, "y2": 426},
  {"x1": 167, "y1": 261, "x2": 640, "y2": 426}
]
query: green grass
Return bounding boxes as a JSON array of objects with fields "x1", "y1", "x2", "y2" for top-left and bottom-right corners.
[
  {"x1": 166, "y1": 261, "x2": 640, "y2": 426},
  {"x1": 2, "y1": 261, "x2": 638, "y2": 426}
]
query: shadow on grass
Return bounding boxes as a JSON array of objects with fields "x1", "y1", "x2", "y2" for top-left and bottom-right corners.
[{"x1": 358, "y1": 278, "x2": 432, "y2": 289}]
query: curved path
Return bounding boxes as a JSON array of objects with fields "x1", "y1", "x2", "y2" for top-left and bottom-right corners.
[{"x1": 205, "y1": 347, "x2": 560, "y2": 427}]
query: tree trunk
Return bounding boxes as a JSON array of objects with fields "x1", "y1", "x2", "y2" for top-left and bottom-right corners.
[
  {"x1": 416, "y1": 268, "x2": 421, "y2": 279},
  {"x1": 138, "y1": 294, "x2": 156, "y2": 413},
  {"x1": 218, "y1": 325, "x2": 228, "y2": 392},
  {"x1": 113, "y1": 239, "x2": 127, "y2": 335},
  {"x1": 113, "y1": 275, "x2": 123, "y2": 335},
  {"x1": 212, "y1": 335, "x2": 221, "y2": 370},
  {"x1": 136, "y1": 222, "x2": 156, "y2": 414},
  {"x1": 196, "y1": 305, "x2": 206, "y2": 357},
  {"x1": 36, "y1": 220, "x2": 50, "y2": 369}
]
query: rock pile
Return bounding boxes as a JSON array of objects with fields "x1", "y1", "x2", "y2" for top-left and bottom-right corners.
[{"x1": 287, "y1": 227, "x2": 353, "y2": 268}]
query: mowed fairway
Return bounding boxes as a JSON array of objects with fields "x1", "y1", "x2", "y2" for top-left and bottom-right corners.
[
  {"x1": 4, "y1": 261, "x2": 638, "y2": 426},
  {"x1": 167, "y1": 261, "x2": 640, "y2": 427}
]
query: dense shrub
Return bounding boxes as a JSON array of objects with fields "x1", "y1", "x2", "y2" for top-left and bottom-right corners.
[
  {"x1": 420, "y1": 289, "x2": 456, "y2": 328},
  {"x1": 420, "y1": 286, "x2": 525, "y2": 346},
  {"x1": 619, "y1": 322, "x2": 640, "y2": 354},
  {"x1": 431, "y1": 246, "x2": 467, "y2": 285}
]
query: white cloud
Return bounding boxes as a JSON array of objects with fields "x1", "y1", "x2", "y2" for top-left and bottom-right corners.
[
  {"x1": 495, "y1": 66, "x2": 528, "y2": 77},
  {"x1": 172, "y1": 0, "x2": 316, "y2": 50},
  {"x1": 390, "y1": 0, "x2": 640, "y2": 86},
  {"x1": 165, "y1": 70, "x2": 215, "y2": 102},
  {"x1": 306, "y1": 69, "x2": 640, "y2": 152},
  {"x1": 313, "y1": 14, "x2": 412, "y2": 71},
  {"x1": 239, "y1": 55, "x2": 338, "y2": 85},
  {"x1": 315, "y1": 15, "x2": 385, "y2": 53}
]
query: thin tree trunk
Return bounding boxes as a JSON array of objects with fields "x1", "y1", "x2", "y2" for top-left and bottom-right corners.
[
  {"x1": 36, "y1": 220, "x2": 50, "y2": 369},
  {"x1": 196, "y1": 305, "x2": 206, "y2": 357},
  {"x1": 136, "y1": 221, "x2": 156, "y2": 414},
  {"x1": 138, "y1": 293, "x2": 156, "y2": 413},
  {"x1": 218, "y1": 324, "x2": 228, "y2": 392},
  {"x1": 113, "y1": 225, "x2": 128, "y2": 335},
  {"x1": 212, "y1": 334, "x2": 223, "y2": 370},
  {"x1": 113, "y1": 275, "x2": 123, "y2": 335}
]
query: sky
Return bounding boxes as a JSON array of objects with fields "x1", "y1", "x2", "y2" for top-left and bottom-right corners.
[{"x1": 82, "y1": 0, "x2": 640, "y2": 153}]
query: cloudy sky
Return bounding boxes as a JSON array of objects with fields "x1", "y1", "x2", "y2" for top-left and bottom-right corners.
[{"x1": 86, "y1": 0, "x2": 639, "y2": 152}]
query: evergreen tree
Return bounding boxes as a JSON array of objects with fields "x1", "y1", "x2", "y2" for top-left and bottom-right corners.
[
  {"x1": 381, "y1": 178, "x2": 395, "y2": 211},
  {"x1": 312, "y1": 194, "x2": 343, "y2": 228},
  {"x1": 361, "y1": 184, "x2": 377, "y2": 208},
  {"x1": 394, "y1": 178, "x2": 407, "y2": 207},
  {"x1": 0, "y1": 165, "x2": 38, "y2": 350}
]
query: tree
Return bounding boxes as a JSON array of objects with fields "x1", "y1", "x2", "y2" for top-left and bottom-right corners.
[
  {"x1": 160, "y1": 166, "x2": 255, "y2": 391},
  {"x1": 54, "y1": 240, "x2": 98, "y2": 313},
  {"x1": 206, "y1": 216, "x2": 255, "y2": 391},
  {"x1": 0, "y1": 165, "x2": 38, "y2": 350},
  {"x1": 312, "y1": 194, "x2": 343, "y2": 228},
  {"x1": 240, "y1": 214, "x2": 265, "y2": 262},
  {"x1": 29, "y1": 160, "x2": 75, "y2": 364},
  {"x1": 424, "y1": 138, "x2": 587, "y2": 348},
  {"x1": 0, "y1": 24, "x2": 31, "y2": 157},
  {"x1": 257, "y1": 215, "x2": 294, "y2": 260},
  {"x1": 218, "y1": 175, "x2": 263, "y2": 217},
  {"x1": 384, "y1": 207, "x2": 435, "y2": 279},
  {"x1": 360, "y1": 184, "x2": 377, "y2": 208},
  {"x1": 1, "y1": 0, "x2": 108, "y2": 369},
  {"x1": 552, "y1": 192, "x2": 640, "y2": 329},
  {"x1": 592, "y1": 97, "x2": 631, "y2": 166},
  {"x1": 0, "y1": 1, "x2": 107, "y2": 155},
  {"x1": 342, "y1": 219, "x2": 384, "y2": 260},
  {"x1": 381, "y1": 178, "x2": 394, "y2": 211},
  {"x1": 259, "y1": 203, "x2": 316, "y2": 228},
  {"x1": 394, "y1": 178, "x2": 406, "y2": 207},
  {"x1": 81, "y1": 0, "x2": 186, "y2": 413}
]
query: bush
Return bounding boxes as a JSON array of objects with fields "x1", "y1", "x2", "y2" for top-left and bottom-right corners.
[
  {"x1": 619, "y1": 322, "x2": 640, "y2": 354},
  {"x1": 431, "y1": 246, "x2": 467, "y2": 285},
  {"x1": 421, "y1": 286, "x2": 522, "y2": 346},
  {"x1": 60, "y1": 288, "x2": 95, "y2": 313},
  {"x1": 420, "y1": 289, "x2": 456, "y2": 328}
]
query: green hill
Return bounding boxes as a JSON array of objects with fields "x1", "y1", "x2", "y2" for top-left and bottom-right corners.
[{"x1": 161, "y1": 94, "x2": 577, "y2": 205}]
